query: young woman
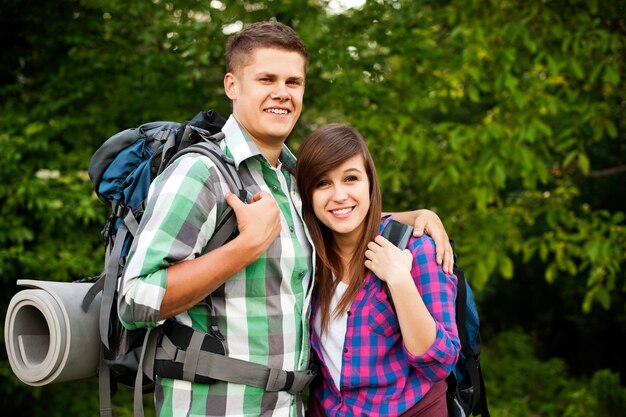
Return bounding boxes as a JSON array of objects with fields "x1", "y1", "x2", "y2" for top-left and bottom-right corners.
[{"x1": 296, "y1": 124, "x2": 460, "y2": 416}]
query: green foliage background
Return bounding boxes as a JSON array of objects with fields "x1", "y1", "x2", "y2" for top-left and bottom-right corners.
[{"x1": 0, "y1": 0, "x2": 624, "y2": 415}]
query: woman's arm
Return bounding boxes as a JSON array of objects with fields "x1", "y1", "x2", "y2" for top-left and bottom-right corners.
[
  {"x1": 364, "y1": 235, "x2": 437, "y2": 356},
  {"x1": 365, "y1": 234, "x2": 460, "y2": 377}
]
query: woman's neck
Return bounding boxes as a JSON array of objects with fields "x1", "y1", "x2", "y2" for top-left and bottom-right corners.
[{"x1": 332, "y1": 233, "x2": 359, "y2": 283}]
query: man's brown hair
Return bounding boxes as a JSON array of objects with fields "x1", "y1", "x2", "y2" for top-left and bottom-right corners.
[{"x1": 225, "y1": 20, "x2": 309, "y2": 74}]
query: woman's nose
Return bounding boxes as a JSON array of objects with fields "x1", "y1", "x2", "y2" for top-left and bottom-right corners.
[{"x1": 332, "y1": 185, "x2": 348, "y2": 201}]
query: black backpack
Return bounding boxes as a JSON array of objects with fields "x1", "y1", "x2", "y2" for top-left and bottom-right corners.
[{"x1": 382, "y1": 219, "x2": 490, "y2": 417}]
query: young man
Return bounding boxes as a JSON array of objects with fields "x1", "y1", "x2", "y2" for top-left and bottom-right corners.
[{"x1": 118, "y1": 21, "x2": 452, "y2": 417}]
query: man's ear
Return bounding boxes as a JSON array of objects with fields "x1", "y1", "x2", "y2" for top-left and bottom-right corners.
[{"x1": 224, "y1": 73, "x2": 237, "y2": 100}]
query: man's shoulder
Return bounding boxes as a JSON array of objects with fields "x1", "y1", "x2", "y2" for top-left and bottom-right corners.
[{"x1": 165, "y1": 151, "x2": 221, "y2": 177}]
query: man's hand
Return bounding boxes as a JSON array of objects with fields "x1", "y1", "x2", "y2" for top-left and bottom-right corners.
[
  {"x1": 158, "y1": 192, "x2": 281, "y2": 320},
  {"x1": 412, "y1": 210, "x2": 454, "y2": 274},
  {"x1": 226, "y1": 191, "x2": 281, "y2": 257}
]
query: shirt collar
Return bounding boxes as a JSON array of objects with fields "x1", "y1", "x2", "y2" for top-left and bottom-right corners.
[{"x1": 221, "y1": 115, "x2": 297, "y2": 173}]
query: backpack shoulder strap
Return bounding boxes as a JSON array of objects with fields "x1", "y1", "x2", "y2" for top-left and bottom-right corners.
[
  {"x1": 381, "y1": 219, "x2": 414, "y2": 250},
  {"x1": 380, "y1": 219, "x2": 414, "y2": 309},
  {"x1": 166, "y1": 126, "x2": 247, "y2": 253},
  {"x1": 177, "y1": 128, "x2": 243, "y2": 195}
]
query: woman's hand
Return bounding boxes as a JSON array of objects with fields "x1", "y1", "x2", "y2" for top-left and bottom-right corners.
[
  {"x1": 383, "y1": 209, "x2": 454, "y2": 274},
  {"x1": 364, "y1": 235, "x2": 413, "y2": 285}
]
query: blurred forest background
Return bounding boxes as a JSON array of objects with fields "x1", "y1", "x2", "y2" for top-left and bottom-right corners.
[{"x1": 1, "y1": 0, "x2": 625, "y2": 415}]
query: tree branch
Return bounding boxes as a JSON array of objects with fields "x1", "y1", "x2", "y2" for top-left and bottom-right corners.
[{"x1": 585, "y1": 165, "x2": 626, "y2": 178}]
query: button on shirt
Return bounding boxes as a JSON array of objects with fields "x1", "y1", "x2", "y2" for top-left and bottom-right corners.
[
  {"x1": 118, "y1": 115, "x2": 314, "y2": 417},
  {"x1": 309, "y1": 217, "x2": 460, "y2": 417}
]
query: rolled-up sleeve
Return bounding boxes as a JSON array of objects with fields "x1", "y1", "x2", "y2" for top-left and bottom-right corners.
[
  {"x1": 118, "y1": 155, "x2": 220, "y2": 329},
  {"x1": 404, "y1": 235, "x2": 460, "y2": 381}
]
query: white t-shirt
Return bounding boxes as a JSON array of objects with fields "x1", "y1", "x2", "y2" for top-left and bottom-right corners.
[{"x1": 313, "y1": 281, "x2": 349, "y2": 389}]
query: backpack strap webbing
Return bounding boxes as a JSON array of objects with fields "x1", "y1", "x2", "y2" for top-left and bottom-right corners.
[
  {"x1": 152, "y1": 321, "x2": 316, "y2": 395},
  {"x1": 98, "y1": 346, "x2": 113, "y2": 417},
  {"x1": 134, "y1": 327, "x2": 159, "y2": 417}
]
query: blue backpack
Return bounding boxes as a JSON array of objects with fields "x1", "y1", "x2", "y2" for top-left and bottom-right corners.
[
  {"x1": 82, "y1": 110, "x2": 238, "y2": 415},
  {"x1": 382, "y1": 219, "x2": 490, "y2": 417},
  {"x1": 82, "y1": 110, "x2": 315, "y2": 417}
]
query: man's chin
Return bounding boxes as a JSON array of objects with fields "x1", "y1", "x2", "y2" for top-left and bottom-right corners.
[{"x1": 267, "y1": 125, "x2": 296, "y2": 142}]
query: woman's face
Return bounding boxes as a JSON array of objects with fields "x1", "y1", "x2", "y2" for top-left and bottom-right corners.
[{"x1": 311, "y1": 154, "x2": 371, "y2": 242}]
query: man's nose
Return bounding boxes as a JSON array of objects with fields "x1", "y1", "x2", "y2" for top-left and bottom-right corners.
[{"x1": 271, "y1": 82, "x2": 289, "y2": 100}]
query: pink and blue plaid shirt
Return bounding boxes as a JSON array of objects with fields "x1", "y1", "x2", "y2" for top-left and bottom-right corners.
[{"x1": 309, "y1": 217, "x2": 460, "y2": 416}]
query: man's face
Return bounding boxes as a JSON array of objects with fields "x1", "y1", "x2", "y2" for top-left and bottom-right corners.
[{"x1": 224, "y1": 47, "x2": 306, "y2": 149}]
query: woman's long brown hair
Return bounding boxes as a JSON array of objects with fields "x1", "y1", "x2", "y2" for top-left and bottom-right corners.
[{"x1": 296, "y1": 124, "x2": 382, "y2": 333}]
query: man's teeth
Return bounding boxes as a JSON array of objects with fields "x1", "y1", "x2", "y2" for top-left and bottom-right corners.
[
  {"x1": 266, "y1": 108, "x2": 288, "y2": 114},
  {"x1": 332, "y1": 208, "x2": 352, "y2": 215}
]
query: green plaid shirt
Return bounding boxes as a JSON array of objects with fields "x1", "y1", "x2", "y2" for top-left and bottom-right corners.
[{"x1": 119, "y1": 116, "x2": 314, "y2": 417}]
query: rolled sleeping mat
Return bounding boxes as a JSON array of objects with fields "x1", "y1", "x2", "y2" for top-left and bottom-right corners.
[{"x1": 4, "y1": 279, "x2": 101, "y2": 385}]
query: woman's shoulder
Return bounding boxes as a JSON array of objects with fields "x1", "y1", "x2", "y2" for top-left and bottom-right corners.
[
  {"x1": 408, "y1": 234, "x2": 436, "y2": 256},
  {"x1": 380, "y1": 216, "x2": 436, "y2": 251}
]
